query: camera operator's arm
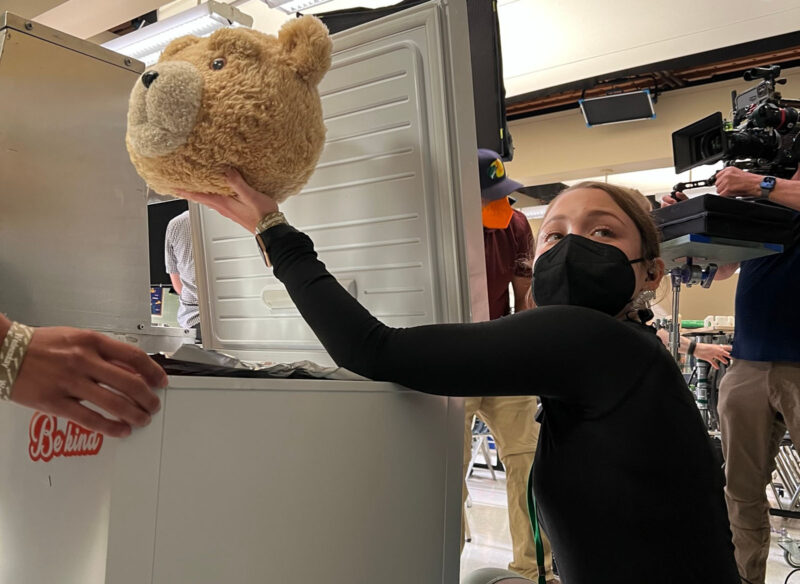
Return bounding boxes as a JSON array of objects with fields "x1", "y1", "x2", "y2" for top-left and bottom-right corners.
[{"x1": 715, "y1": 166, "x2": 800, "y2": 212}]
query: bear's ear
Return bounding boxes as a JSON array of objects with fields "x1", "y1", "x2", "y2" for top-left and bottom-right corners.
[
  {"x1": 160, "y1": 35, "x2": 202, "y2": 60},
  {"x1": 277, "y1": 15, "x2": 332, "y2": 86}
]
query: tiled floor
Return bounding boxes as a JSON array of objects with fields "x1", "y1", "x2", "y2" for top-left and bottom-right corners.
[{"x1": 460, "y1": 467, "x2": 800, "y2": 584}]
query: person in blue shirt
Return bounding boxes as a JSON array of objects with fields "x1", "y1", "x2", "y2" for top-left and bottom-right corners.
[{"x1": 663, "y1": 165, "x2": 800, "y2": 584}]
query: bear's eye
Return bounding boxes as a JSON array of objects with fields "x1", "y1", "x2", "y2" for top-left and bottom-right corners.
[{"x1": 211, "y1": 58, "x2": 226, "y2": 71}]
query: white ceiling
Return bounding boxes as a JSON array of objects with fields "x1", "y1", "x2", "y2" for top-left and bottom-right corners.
[
  {"x1": 496, "y1": 0, "x2": 800, "y2": 97},
  {"x1": 16, "y1": 0, "x2": 800, "y2": 97}
]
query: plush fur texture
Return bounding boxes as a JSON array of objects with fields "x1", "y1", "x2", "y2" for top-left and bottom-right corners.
[{"x1": 126, "y1": 16, "x2": 332, "y2": 201}]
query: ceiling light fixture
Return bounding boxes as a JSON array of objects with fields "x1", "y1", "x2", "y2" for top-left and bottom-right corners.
[
  {"x1": 261, "y1": 0, "x2": 335, "y2": 14},
  {"x1": 102, "y1": 1, "x2": 253, "y2": 67}
]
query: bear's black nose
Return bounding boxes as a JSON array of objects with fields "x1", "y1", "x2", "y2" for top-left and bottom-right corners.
[{"x1": 141, "y1": 71, "x2": 159, "y2": 89}]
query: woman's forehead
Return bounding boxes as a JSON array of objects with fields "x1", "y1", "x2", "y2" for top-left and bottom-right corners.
[{"x1": 546, "y1": 188, "x2": 630, "y2": 224}]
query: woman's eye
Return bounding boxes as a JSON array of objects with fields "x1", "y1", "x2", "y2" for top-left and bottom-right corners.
[
  {"x1": 543, "y1": 232, "x2": 562, "y2": 243},
  {"x1": 211, "y1": 58, "x2": 226, "y2": 70},
  {"x1": 591, "y1": 227, "x2": 613, "y2": 237}
]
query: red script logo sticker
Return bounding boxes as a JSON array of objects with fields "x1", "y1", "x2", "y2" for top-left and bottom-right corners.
[{"x1": 28, "y1": 412, "x2": 103, "y2": 462}]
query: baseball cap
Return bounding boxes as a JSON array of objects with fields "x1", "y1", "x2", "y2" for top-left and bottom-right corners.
[
  {"x1": 478, "y1": 148, "x2": 523, "y2": 201},
  {"x1": 478, "y1": 149, "x2": 523, "y2": 229}
]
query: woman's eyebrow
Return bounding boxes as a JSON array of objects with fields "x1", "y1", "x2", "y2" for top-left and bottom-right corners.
[
  {"x1": 544, "y1": 209, "x2": 625, "y2": 225},
  {"x1": 582, "y1": 209, "x2": 625, "y2": 223}
]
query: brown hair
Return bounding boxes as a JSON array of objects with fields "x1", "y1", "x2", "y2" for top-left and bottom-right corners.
[{"x1": 546, "y1": 181, "x2": 661, "y2": 262}]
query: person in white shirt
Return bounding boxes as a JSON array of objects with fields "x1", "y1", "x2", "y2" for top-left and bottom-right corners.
[{"x1": 165, "y1": 210, "x2": 202, "y2": 342}]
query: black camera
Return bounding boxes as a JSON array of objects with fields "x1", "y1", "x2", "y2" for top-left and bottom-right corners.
[{"x1": 672, "y1": 66, "x2": 800, "y2": 180}]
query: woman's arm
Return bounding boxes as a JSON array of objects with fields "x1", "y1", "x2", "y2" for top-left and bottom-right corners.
[
  {"x1": 180, "y1": 171, "x2": 661, "y2": 403},
  {"x1": 265, "y1": 224, "x2": 659, "y2": 401}
]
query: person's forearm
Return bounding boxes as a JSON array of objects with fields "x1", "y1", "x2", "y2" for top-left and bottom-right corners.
[
  {"x1": 769, "y1": 176, "x2": 800, "y2": 211},
  {"x1": 728, "y1": 171, "x2": 800, "y2": 211},
  {"x1": 655, "y1": 328, "x2": 690, "y2": 354},
  {"x1": 169, "y1": 273, "x2": 183, "y2": 295},
  {"x1": 512, "y1": 277, "x2": 533, "y2": 313},
  {"x1": 0, "y1": 313, "x2": 11, "y2": 340},
  {"x1": 514, "y1": 291, "x2": 533, "y2": 313}
]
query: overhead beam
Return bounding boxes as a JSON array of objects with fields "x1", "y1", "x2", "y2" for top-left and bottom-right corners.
[{"x1": 507, "y1": 45, "x2": 800, "y2": 119}]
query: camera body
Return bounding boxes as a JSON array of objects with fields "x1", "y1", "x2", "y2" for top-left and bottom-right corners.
[{"x1": 672, "y1": 66, "x2": 800, "y2": 179}]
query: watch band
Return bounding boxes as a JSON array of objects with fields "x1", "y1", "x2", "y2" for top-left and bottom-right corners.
[
  {"x1": 759, "y1": 176, "x2": 776, "y2": 199},
  {"x1": 254, "y1": 211, "x2": 287, "y2": 234},
  {"x1": 255, "y1": 217, "x2": 291, "y2": 268}
]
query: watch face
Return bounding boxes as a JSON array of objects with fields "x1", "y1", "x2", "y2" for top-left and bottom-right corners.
[{"x1": 761, "y1": 177, "x2": 777, "y2": 189}]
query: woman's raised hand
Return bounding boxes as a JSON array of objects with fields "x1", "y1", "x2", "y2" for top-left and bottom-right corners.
[{"x1": 177, "y1": 168, "x2": 279, "y2": 233}]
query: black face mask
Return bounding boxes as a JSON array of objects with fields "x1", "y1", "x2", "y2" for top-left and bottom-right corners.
[{"x1": 532, "y1": 234, "x2": 644, "y2": 317}]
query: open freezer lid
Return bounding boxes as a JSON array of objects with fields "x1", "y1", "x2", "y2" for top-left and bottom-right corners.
[{"x1": 193, "y1": 0, "x2": 488, "y2": 365}]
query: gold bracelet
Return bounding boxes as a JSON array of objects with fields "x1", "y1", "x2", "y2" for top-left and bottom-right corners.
[
  {"x1": 255, "y1": 211, "x2": 288, "y2": 234},
  {"x1": 0, "y1": 321, "x2": 35, "y2": 401}
]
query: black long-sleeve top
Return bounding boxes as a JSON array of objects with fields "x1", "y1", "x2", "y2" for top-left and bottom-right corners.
[{"x1": 264, "y1": 224, "x2": 739, "y2": 584}]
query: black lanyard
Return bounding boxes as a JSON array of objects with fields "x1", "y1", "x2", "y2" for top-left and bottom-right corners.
[{"x1": 526, "y1": 462, "x2": 548, "y2": 584}]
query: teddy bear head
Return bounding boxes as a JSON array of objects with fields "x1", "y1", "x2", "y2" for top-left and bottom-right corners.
[{"x1": 126, "y1": 15, "x2": 332, "y2": 202}]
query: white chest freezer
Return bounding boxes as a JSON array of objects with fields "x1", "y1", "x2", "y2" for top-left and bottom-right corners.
[{"x1": 0, "y1": 1, "x2": 484, "y2": 582}]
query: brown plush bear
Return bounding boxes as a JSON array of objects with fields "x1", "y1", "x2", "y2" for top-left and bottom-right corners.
[{"x1": 126, "y1": 15, "x2": 332, "y2": 202}]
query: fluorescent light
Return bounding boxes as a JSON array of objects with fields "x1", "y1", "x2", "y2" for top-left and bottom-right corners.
[
  {"x1": 262, "y1": 0, "x2": 335, "y2": 14},
  {"x1": 520, "y1": 205, "x2": 548, "y2": 219},
  {"x1": 299, "y1": 0, "x2": 404, "y2": 12},
  {"x1": 102, "y1": 1, "x2": 253, "y2": 67}
]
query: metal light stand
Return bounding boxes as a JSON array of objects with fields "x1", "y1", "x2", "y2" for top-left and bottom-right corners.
[{"x1": 668, "y1": 259, "x2": 718, "y2": 361}]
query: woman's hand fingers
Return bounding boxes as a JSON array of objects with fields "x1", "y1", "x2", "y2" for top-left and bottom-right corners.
[
  {"x1": 54, "y1": 399, "x2": 133, "y2": 438},
  {"x1": 83, "y1": 359, "x2": 159, "y2": 424},
  {"x1": 177, "y1": 190, "x2": 227, "y2": 212},
  {"x1": 225, "y1": 168, "x2": 262, "y2": 204},
  {"x1": 176, "y1": 171, "x2": 281, "y2": 233},
  {"x1": 94, "y1": 334, "x2": 167, "y2": 392},
  {"x1": 71, "y1": 377, "x2": 151, "y2": 428},
  {"x1": 177, "y1": 189, "x2": 255, "y2": 231},
  {"x1": 224, "y1": 168, "x2": 280, "y2": 219}
]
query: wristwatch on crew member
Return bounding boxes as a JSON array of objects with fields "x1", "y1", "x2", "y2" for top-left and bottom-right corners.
[{"x1": 759, "y1": 176, "x2": 777, "y2": 200}]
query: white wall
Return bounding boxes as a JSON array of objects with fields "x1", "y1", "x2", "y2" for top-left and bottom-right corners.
[{"x1": 505, "y1": 66, "x2": 800, "y2": 187}]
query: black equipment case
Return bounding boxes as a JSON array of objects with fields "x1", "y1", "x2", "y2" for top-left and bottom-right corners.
[{"x1": 652, "y1": 195, "x2": 796, "y2": 245}]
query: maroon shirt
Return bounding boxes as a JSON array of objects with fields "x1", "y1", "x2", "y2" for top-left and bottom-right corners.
[{"x1": 484, "y1": 209, "x2": 534, "y2": 320}]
